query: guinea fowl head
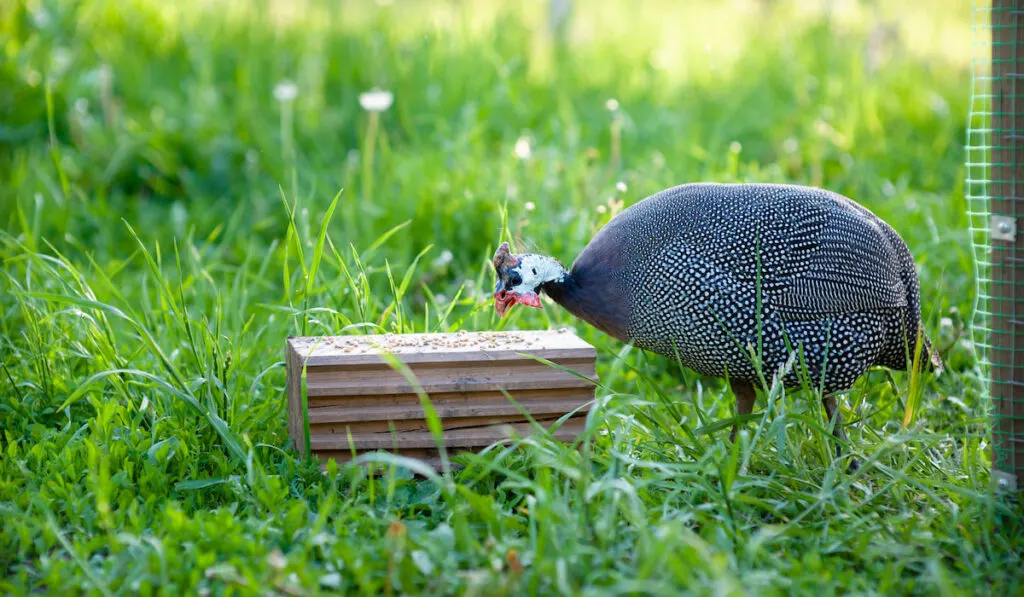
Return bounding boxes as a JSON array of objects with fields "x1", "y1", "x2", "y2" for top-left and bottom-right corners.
[{"x1": 492, "y1": 242, "x2": 567, "y2": 318}]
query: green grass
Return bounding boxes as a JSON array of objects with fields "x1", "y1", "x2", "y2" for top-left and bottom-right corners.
[{"x1": 2, "y1": 0, "x2": 1022, "y2": 594}]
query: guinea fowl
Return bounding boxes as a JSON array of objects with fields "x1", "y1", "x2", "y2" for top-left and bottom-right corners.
[{"x1": 492, "y1": 182, "x2": 942, "y2": 469}]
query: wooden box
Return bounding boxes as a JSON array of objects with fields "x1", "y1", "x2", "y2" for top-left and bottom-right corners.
[{"x1": 285, "y1": 329, "x2": 598, "y2": 469}]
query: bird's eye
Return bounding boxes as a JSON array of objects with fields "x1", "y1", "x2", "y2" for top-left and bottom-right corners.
[
  {"x1": 508, "y1": 273, "x2": 522, "y2": 287},
  {"x1": 532, "y1": 268, "x2": 537, "y2": 276}
]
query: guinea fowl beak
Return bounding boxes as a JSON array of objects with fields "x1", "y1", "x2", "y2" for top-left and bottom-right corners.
[{"x1": 494, "y1": 290, "x2": 542, "y2": 318}]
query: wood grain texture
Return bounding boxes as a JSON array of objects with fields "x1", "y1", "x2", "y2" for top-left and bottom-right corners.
[
  {"x1": 311, "y1": 410, "x2": 585, "y2": 435},
  {"x1": 304, "y1": 360, "x2": 597, "y2": 396},
  {"x1": 285, "y1": 338, "x2": 306, "y2": 454},
  {"x1": 285, "y1": 330, "x2": 599, "y2": 469},
  {"x1": 307, "y1": 386, "x2": 595, "y2": 413},
  {"x1": 309, "y1": 415, "x2": 588, "y2": 450}
]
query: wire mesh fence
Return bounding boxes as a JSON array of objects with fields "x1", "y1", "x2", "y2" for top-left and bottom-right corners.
[{"x1": 967, "y1": 0, "x2": 1024, "y2": 491}]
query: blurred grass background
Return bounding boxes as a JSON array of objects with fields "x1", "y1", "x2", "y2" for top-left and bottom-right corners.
[{"x1": 3, "y1": 0, "x2": 1022, "y2": 595}]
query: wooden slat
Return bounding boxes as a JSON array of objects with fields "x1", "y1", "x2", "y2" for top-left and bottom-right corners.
[
  {"x1": 309, "y1": 416, "x2": 588, "y2": 450},
  {"x1": 301, "y1": 347, "x2": 596, "y2": 368},
  {"x1": 307, "y1": 355, "x2": 594, "y2": 377},
  {"x1": 307, "y1": 394, "x2": 593, "y2": 424},
  {"x1": 307, "y1": 386, "x2": 595, "y2": 411},
  {"x1": 285, "y1": 340, "x2": 306, "y2": 454},
  {"x1": 311, "y1": 411, "x2": 579, "y2": 435},
  {"x1": 304, "y1": 360, "x2": 596, "y2": 396}
]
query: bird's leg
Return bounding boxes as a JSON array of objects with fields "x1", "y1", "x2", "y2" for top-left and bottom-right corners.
[
  {"x1": 729, "y1": 380, "x2": 757, "y2": 442},
  {"x1": 822, "y1": 395, "x2": 860, "y2": 471}
]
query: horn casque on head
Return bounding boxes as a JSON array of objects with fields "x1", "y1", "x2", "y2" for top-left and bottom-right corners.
[{"x1": 492, "y1": 241, "x2": 519, "y2": 273}]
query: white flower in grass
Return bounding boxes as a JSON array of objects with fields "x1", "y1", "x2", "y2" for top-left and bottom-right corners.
[
  {"x1": 514, "y1": 136, "x2": 532, "y2": 160},
  {"x1": 615, "y1": 181, "x2": 627, "y2": 193},
  {"x1": 274, "y1": 80, "x2": 298, "y2": 102},
  {"x1": 359, "y1": 88, "x2": 394, "y2": 112},
  {"x1": 50, "y1": 47, "x2": 72, "y2": 77},
  {"x1": 267, "y1": 550, "x2": 287, "y2": 571},
  {"x1": 433, "y1": 249, "x2": 454, "y2": 268},
  {"x1": 31, "y1": 8, "x2": 52, "y2": 28},
  {"x1": 320, "y1": 573, "x2": 343, "y2": 589},
  {"x1": 605, "y1": 98, "x2": 619, "y2": 112},
  {"x1": 524, "y1": 201, "x2": 536, "y2": 211}
]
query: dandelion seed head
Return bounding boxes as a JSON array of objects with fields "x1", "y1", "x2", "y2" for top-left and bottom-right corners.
[
  {"x1": 274, "y1": 80, "x2": 298, "y2": 102},
  {"x1": 31, "y1": 8, "x2": 52, "y2": 28},
  {"x1": 433, "y1": 249, "x2": 454, "y2": 268},
  {"x1": 605, "y1": 98, "x2": 619, "y2": 112},
  {"x1": 514, "y1": 136, "x2": 532, "y2": 160},
  {"x1": 50, "y1": 48, "x2": 72, "y2": 77},
  {"x1": 359, "y1": 88, "x2": 393, "y2": 112},
  {"x1": 597, "y1": 205, "x2": 607, "y2": 214},
  {"x1": 729, "y1": 141, "x2": 742, "y2": 154},
  {"x1": 267, "y1": 550, "x2": 287, "y2": 571},
  {"x1": 524, "y1": 201, "x2": 536, "y2": 211},
  {"x1": 615, "y1": 181, "x2": 627, "y2": 193},
  {"x1": 929, "y1": 92, "x2": 949, "y2": 117}
]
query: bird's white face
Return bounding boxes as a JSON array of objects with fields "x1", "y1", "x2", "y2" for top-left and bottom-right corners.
[
  {"x1": 509, "y1": 255, "x2": 564, "y2": 294},
  {"x1": 492, "y1": 243, "x2": 564, "y2": 318}
]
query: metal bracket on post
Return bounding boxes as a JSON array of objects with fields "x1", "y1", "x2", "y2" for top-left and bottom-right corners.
[
  {"x1": 993, "y1": 469, "x2": 1019, "y2": 493},
  {"x1": 991, "y1": 215, "x2": 1018, "y2": 242}
]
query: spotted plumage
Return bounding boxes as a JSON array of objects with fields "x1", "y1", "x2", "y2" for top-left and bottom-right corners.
[{"x1": 493, "y1": 182, "x2": 942, "y2": 468}]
